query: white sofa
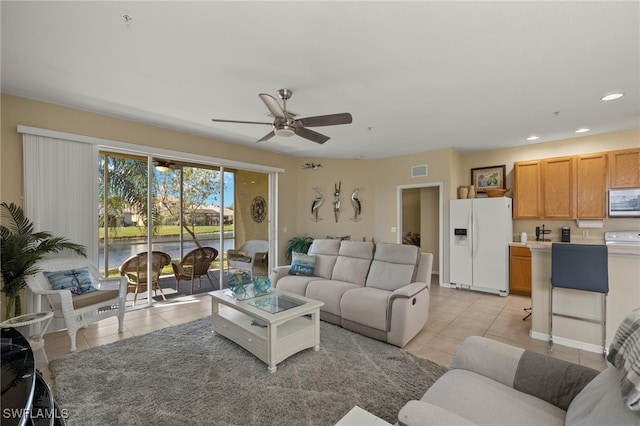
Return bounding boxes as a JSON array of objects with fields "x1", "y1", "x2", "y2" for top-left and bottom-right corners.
[
  {"x1": 270, "y1": 239, "x2": 433, "y2": 347},
  {"x1": 398, "y1": 307, "x2": 640, "y2": 426}
]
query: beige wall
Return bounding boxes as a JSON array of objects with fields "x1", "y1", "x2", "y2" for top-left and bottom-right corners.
[
  {"x1": 2, "y1": 93, "x2": 639, "y2": 286},
  {"x1": 233, "y1": 170, "x2": 269, "y2": 243}
]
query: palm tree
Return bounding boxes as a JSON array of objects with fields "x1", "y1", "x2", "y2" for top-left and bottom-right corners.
[{"x1": 1, "y1": 202, "x2": 86, "y2": 319}]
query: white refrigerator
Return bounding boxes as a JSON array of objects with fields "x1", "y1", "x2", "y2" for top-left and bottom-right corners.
[{"x1": 449, "y1": 197, "x2": 513, "y2": 296}]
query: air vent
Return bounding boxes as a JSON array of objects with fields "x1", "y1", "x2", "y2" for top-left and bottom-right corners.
[{"x1": 411, "y1": 164, "x2": 428, "y2": 178}]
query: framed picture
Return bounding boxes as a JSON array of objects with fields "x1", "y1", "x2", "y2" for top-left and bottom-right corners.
[{"x1": 471, "y1": 165, "x2": 505, "y2": 193}]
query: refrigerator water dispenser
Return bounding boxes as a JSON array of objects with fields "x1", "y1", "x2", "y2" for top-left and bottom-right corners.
[{"x1": 454, "y1": 228, "x2": 468, "y2": 245}]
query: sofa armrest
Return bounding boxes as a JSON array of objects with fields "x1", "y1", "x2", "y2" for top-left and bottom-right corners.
[
  {"x1": 450, "y1": 336, "x2": 524, "y2": 388},
  {"x1": 269, "y1": 265, "x2": 291, "y2": 287},
  {"x1": 398, "y1": 401, "x2": 478, "y2": 426},
  {"x1": 390, "y1": 281, "x2": 427, "y2": 299},
  {"x1": 95, "y1": 276, "x2": 128, "y2": 296}
]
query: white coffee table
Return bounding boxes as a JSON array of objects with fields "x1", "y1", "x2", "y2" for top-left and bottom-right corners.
[{"x1": 210, "y1": 288, "x2": 323, "y2": 373}]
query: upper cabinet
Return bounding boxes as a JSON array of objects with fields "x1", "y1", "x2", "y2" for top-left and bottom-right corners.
[
  {"x1": 609, "y1": 148, "x2": 640, "y2": 188},
  {"x1": 543, "y1": 156, "x2": 574, "y2": 219},
  {"x1": 576, "y1": 153, "x2": 607, "y2": 218},
  {"x1": 513, "y1": 160, "x2": 542, "y2": 219},
  {"x1": 514, "y1": 148, "x2": 634, "y2": 220}
]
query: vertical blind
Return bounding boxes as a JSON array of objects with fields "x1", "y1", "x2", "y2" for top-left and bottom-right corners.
[{"x1": 22, "y1": 134, "x2": 98, "y2": 323}]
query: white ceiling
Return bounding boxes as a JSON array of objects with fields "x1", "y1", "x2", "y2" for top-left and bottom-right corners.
[{"x1": 2, "y1": 1, "x2": 639, "y2": 159}]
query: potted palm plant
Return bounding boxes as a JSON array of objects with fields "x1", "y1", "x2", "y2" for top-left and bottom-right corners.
[
  {"x1": 285, "y1": 234, "x2": 314, "y2": 263},
  {"x1": 1, "y1": 202, "x2": 86, "y2": 319}
]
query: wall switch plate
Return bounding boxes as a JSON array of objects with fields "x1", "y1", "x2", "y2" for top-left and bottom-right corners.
[{"x1": 391, "y1": 227, "x2": 397, "y2": 233}]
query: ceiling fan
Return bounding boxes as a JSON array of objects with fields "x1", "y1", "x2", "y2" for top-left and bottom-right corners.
[{"x1": 211, "y1": 89, "x2": 352, "y2": 144}]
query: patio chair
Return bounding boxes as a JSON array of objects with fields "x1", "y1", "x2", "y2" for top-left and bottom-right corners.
[
  {"x1": 171, "y1": 247, "x2": 219, "y2": 294},
  {"x1": 119, "y1": 251, "x2": 172, "y2": 305},
  {"x1": 25, "y1": 257, "x2": 127, "y2": 352},
  {"x1": 226, "y1": 240, "x2": 269, "y2": 278}
]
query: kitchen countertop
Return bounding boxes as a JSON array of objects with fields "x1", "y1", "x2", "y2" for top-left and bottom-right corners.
[{"x1": 517, "y1": 240, "x2": 640, "y2": 256}]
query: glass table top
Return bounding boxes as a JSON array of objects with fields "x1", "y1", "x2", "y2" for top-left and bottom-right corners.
[{"x1": 248, "y1": 295, "x2": 303, "y2": 314}]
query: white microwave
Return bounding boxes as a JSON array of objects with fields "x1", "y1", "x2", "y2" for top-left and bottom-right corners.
[{"x1": 609, "y1": 189, "x2": 640, "y2": 217}]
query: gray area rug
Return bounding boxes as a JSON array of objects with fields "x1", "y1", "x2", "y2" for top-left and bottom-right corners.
[{"x1": 50, "y1": 318, "x2": 447, "y2": 426}]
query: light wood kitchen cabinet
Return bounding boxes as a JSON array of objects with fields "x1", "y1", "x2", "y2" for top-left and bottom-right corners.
[
  {"x1": 542, "y1": 156, "x2": 574, "y2": 219},
  {"x1": 609, "y1": 148, "x2": 640, "y2": 188},
  {"x1": 513, "y1": 160, "x2": 543, "y2": 219},
  {"x1": 510, "y1": 245, "x2": 531, "y2": 296},
  {"x1": 576, "y1": 153, "x2": 607, "y2": 218}
]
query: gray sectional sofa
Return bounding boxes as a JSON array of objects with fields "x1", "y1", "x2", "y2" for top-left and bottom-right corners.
[
  {"x1": 398, "y1": 307, "x2": 640, "y2": 426},
  {"x1": 269, "y1": 239, "x2": 433, "y2": 347}
]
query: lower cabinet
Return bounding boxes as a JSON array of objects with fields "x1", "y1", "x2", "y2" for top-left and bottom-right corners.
[{"x1": 509, "y1": 245, "x2": 531, "y2": 296}]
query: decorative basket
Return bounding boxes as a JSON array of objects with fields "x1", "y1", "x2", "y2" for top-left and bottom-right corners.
[{"x1": 485, "y1": 188, "x2": 509, "y2": 197}]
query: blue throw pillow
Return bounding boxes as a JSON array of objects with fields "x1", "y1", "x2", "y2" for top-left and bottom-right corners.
[
  {"x1": 44, "y1": 267, "x2": 97, "y2": 296},
  {"x1": 289, "y1": 252, "x2": 316, "y2": 276}
]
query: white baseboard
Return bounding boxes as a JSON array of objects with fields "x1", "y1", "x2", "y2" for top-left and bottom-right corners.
[{"x1": 529, "y1": 330, "x2": 604, "y2": 354}]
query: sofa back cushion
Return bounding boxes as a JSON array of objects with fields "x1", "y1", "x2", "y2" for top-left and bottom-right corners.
[
  {"x1": 307, "y1": 239, "x2": 341, "y2": 279},
  {"x1": 331, "y1": 241, "x2": 374, "y2": 285},
  {"x1": 366, "y1": 243, "x2": 419, "y2": 291}
]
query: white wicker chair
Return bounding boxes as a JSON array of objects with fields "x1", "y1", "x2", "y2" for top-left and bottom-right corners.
[
  {"x1": 25, "y1": 257, "x2": 127, "y2": 352},
  {"x1": 226, "y1": 240, "x2": 269, "y2": 278}
]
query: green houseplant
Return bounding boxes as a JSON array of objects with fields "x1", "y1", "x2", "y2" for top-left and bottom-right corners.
[
  {"x1": 1, "y1": 202, "x2": 86, "y2": 319},
  {"x1": 285, "y1": 234, "x2": 314, "y2": 263}
]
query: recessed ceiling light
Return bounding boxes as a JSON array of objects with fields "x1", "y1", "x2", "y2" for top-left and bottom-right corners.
[
  {"x1": 575, "y1": 128, "x2": 591, "y2": 133},
  {"x1": 601, "y1": 93, "x2": 624, "y2": 101},
  {"x1": 527, "y1": 136, "x2": 539, "y2": 141}
]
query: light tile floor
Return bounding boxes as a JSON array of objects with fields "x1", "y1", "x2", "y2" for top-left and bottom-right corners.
[{"x1": 40, "y1": 279, "x2": 608, "y2": 383}]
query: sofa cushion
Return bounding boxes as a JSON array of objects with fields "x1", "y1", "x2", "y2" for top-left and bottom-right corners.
[
  {"x1": 289, "y1": 252, "x2": 316, "y2": 276},
  {"x1": 331, "y1": 241, "x2": 374, "y2": 284},
  {"x1": 305, "y1": 280, "x2": 361, "y2": 317},
  {"x1": 307, "y1": 239, "x2": 341, "y2": 279},
  {"x1": 422, "y1": 369, "x2": 566, "y2": 426},
  {"x1": 566, "y1": 365, "x2": 640, "y2": 425},
  {"x1": 274, "y1": 275, "x2": 317, "y2": 296},
  {"x1": 340, "y1": 287, "x2": 389, "y2": 331},
  {"x1": 365, "y1": 243, "x2": 419, "y2": 291},
  {"x1": 606, "y1": 306, "x2": 640, "y2": 411}
]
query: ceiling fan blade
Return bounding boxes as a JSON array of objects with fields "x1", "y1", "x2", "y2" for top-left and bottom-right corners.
[
  {"x1": 257, "y1": 130, "x2": 275, "y2": 143},
  {"x1": 258, "y1": 93, "x2": 286, "y2": 119},
  {"x1": 211, "y1": 118, "x2": 272, "y2": 125},
  {"x1": 296, "y1": 127, "x2": 330, "y2": 144},
  {"x1": 298, "y1": 113, "x2": 352, "y2": 127}
]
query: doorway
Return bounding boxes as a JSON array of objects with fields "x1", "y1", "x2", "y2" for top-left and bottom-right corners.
[{"x1": 396, "y1": 182, "x2": 443, "y2": 285}]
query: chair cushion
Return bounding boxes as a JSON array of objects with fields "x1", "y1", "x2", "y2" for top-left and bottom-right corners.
[
  {"x1": 289, "y1": 252, "x2": 316, "y2": 276},
  {"x1": 44, "y1": 267, "x2": 97, "y2": 296},
  {"x1": 606, "y1": 306, "x2": 640, "y2": 411},
  {"x1": 71, "y1": 290, "x2": 120, "y2": 310}
]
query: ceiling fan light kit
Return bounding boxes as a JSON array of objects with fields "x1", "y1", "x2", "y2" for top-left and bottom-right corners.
[{"x1": 211, "y1": 88, "x2": 352, "y2": 144}]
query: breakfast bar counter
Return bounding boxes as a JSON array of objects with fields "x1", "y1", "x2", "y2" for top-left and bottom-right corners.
[{"x1": 528, "y1": 240, "x2": 640, "y2": 353}]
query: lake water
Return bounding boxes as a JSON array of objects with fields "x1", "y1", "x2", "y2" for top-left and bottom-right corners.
[{"x1": 98, "y1": 238, "x2": 235, "y2": 271}]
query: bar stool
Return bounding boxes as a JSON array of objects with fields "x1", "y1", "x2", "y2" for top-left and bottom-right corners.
[{"x1": 550, "y1": 243, "x2": 608, "y2": 355}]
